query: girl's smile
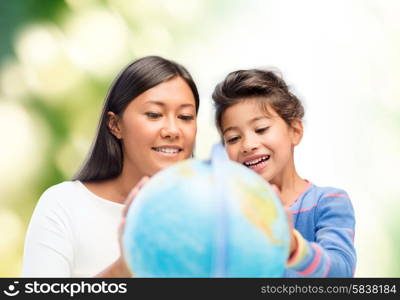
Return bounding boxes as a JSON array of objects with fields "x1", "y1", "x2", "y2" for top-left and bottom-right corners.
[
  {"x1": 221, "y1": 99, "x2": 302, "y2": 186},
  {"x1": 242, "y1": 154, "x2": 271, "y2": 174}
]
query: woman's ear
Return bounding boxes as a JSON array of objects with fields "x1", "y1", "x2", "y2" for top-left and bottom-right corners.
[
  {"x1": 290, "y1": 119, "x2": 303, "y2": 146},
  {"x1": 107, "y1": 111, "x2": 122, "y2": 139}
]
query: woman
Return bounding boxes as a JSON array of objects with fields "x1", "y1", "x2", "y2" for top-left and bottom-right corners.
[{"x1": 22, "y1": 56, "x2": 200, "y2": 277}]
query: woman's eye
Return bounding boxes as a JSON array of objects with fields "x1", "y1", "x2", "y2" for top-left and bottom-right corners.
[
  {"x1": 179, "y1": 115, "x2": 194, "y2": 121},
  {"x1": 145, "y1": 112, "x2": 162, "y2": 119},
  {"x1": 226, "y1": 136, "x2": 240, "y2": 144},
  {"x1": 255, "y1": 127, "x2": 269, "y2": 134}
]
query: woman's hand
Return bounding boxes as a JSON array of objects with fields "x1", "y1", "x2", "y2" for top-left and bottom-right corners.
[
  {"x1": 271, "y1": 185, "x2": 298, "y2": 257},
  {"x1": 96, "y1": 176, "x2": 150, "y2": 277},
  {"x1": 118, "y1": 176, "x2": 150, "y2": 275}
]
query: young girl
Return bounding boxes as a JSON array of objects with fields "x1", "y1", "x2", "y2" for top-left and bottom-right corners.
[
  {"x1": 212, "y1": 69, "x2": 356, "y2": 277},
  {"x1": 22, "y1": 56, "x2": 200, "y2": 277}
]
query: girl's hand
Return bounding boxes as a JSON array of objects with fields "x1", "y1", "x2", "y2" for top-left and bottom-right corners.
[{"x1": 271, "y1": 185, "x2": 298, "y2": 257}]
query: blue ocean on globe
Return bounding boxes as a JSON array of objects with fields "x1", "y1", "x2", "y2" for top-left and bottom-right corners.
[{"x1": 123, "y1": 145, "x2": 290, "y2": 277}]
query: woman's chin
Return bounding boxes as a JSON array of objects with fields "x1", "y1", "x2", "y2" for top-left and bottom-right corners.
[
  {"x1": 147, "y1": 150, "x2": 191, "y2": 173},
  {"x1": 152, "y1": 160, "x2": 181, "y2": 173}
]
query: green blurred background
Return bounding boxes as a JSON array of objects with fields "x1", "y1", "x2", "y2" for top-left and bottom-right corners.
[{"x1": 1, "y1": 0, "x2": 399, "y2": 277}]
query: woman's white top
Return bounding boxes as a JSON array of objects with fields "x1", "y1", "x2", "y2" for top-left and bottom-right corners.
[{"x1": 22, "y1": 181, "x2": 124, "y2": 277}]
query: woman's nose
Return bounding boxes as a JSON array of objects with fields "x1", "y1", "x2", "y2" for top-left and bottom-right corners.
[{"x1": 160, "y1": 118, "x2": 180, "y2": 140}]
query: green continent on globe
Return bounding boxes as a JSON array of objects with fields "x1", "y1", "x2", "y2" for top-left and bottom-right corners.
[{"x1": 234, "y1": 177, "x2": 281, "y2": 245}]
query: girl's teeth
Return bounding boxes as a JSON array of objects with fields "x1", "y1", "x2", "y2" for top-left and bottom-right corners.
[
  {"x1": 249, "y1": 158, "x2": 262, "y2": 164},
  {"x1": 244, "y1": 156, "x2": 270, "y2": 166}
]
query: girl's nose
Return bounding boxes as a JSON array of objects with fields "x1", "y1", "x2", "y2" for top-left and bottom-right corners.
[{"x1": 241, "y1": 136, "x2": 259, "y2": 154}]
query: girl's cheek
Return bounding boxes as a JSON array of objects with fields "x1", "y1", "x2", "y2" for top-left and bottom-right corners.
[{"x1": 226, "y1": 147, "x2": 236, "y2": 161}]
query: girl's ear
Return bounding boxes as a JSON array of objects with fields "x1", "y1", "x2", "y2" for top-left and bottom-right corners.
[
  {"x1": 290, "y1": 119, "x2": 303, "y2": 146},
  {"x1": 107, "y1": 111, "x2": 122, "y2": 139}
]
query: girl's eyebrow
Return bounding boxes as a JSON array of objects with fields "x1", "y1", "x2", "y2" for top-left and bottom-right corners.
[
  {"x1": 250, "y1": 116, "x2": 268, "y2": 123},
  {"x1": 222, "y1": 116, "x2": 268, "y2": 135},
  {"x1": 222, "y1": 126, "x2": 237, "y2": 135}
]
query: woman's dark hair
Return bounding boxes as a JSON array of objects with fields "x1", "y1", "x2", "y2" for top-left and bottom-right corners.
[
  {"x1": 212, "y1": 69, "x2": 304, "y2": 133},
  {"x1": 73, "y1": 56, "x2": 199, "y2": 182}
]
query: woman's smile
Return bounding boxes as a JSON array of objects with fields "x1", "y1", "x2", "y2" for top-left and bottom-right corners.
[{"x1": 151, "y1": 145, "x2": 183, "y2": 157}]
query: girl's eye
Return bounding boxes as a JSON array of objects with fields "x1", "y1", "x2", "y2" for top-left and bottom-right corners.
[
  {"x1": 145, "y1": 112, "x2": 162, "y2": 119},
  {"x1": 255, "y1": 127, "x2": 269, "y2": 134},
  {"x1": 226, "y1": 136, "x2": 240, "y2": 144},
  {"x1": 179, "y1": 115, "x2": 194, "y2": 121}
]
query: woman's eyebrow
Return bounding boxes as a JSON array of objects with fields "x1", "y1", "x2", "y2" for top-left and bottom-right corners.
[
  {"x1": 180, "y1": 103, "x2": 195, "y2": 108},
  {"x1": 145, "y1": 101, "x2": 194, "y2": 108},
  {"x1": 144, "y1": 100, "x2": 164, "y2": 106}
]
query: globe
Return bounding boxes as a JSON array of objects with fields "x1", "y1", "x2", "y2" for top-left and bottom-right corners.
[{"x1": 122, "y1": 145, "x2": 290, "y2": 277}]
